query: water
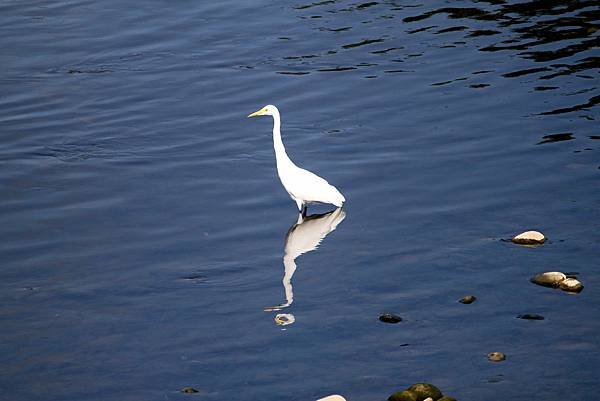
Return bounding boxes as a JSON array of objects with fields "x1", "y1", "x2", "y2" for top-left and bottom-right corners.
[{"x1": 1, "y1": 1, "x2": 599, "y2": 400}]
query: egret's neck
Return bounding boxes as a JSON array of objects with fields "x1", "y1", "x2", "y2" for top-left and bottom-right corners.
[{"x1": 272, "y1": 111, "x2": 293, "y2": 167}]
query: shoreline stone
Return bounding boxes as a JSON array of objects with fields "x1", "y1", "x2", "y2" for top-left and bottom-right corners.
[
  {"x1": 559, "y1": 278, "x2": 584, "y2": 293},
  {"x1": 459, "y1": 295, "x2": 476, "y2": 304},
  {"x1": 316, "y1": 395, "x2": 346, "y2": 401},
  {"x1": 530, "y1": 271, "x2": 566, "y2": 288},
  {"x1": 512, "y1": 230, "x2": 545, "y2": 245},
  {"x1": 488, "y1": 351, "x2": 506, "y2": 362},
  {"x1": 379, "y1": 313, "x2": 403, "y2": 324},
  {"x1": 407, "y1": 383, "x2": 443, "y2": 401},
  {"x1": 388, "y1": 390, "x2": 418, "y2": 401}
]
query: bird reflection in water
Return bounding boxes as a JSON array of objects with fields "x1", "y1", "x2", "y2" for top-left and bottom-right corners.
[{"x1": 265, "y1": 207, "x2": 346, "y2": 326}]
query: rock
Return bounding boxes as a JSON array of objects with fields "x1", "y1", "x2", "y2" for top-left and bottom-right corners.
[
  {"x1": 438, "y1": 397, "x2": 457, "y2": 401},
  {"x1": 517, "y1": 314, "x2": 545, "y2": 320},
  {"x1": 459, "y1": 295, "x2": 476, "y2": 304},
  {"x1": 423, "y1": 398, "x2": 434, "y2": 401},
  {"x1": 379, "y1": 313, "x2": 403, "y2": 323},
  {"x1": 180, "y1": 387, "x2": 199, "y2": 393},
  {"x1": 407, "y1": 383, "x2": 443, "y2": 401},
  {"x1": 512, "y1": 230, "x2": 545, "y2": 245},
  {"x1": 316, "y1": 395, "x2": 346, "y2": 401},
  {"x1": 388, "y1": 390, "x2": 419, "y2": 401},
  {"x1": 559, "y1": 278, "x2": 584, "y2": 293},
  {"x1": 487, "y1": 351, "x2": 506, "y2": 362},
  {"x1": 530, "y1": 271, "x2": 566, "y2": 288}
]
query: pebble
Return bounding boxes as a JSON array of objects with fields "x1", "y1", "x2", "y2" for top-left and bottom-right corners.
[
  {"x1": 459, "y1": 295, "x2": 476, "y2": 304},
  {"x1": 511, "y1": 230, "x2": 545, "y2": 245},
  {"x1": 274, "y1": 313, "x2": 295, "y2": 326},
  {"x1": 316, "y1": 395, "x2": 346, "y2": 401},
  {"x1": 487, "y1": 351, "x2": 506, "y2": 362},
  {"x1": 180, "y1": 387, "x2": 199, "y2": 393},
  {"x1": 379, "y1": 313, "x2": 403, "y2": 323},
  {"x1": 530, "y1": 271, "x2": 566, "y2": 288},
  {"x1": 517, "y1": 314, "x2": 545, "y2": 320},
  {"x1": 559, "y1": 277, "x2": 584, "y2": 293}
]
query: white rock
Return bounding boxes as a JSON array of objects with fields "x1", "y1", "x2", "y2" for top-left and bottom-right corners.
[
  {"x1": 559, "y1": 277, "x2": 584, "y2": 293},
  {"x1": 423, "y1": 398, "x2": 434, "y2": 401},
  {"x1": 274, "y1": 313, "x2": 295, "y2": 326},
  {"x1": 512, "y1": 230, "x2": 546, "y2": 245},
  {"x1": 316, "y1": 396, "x2": 347, "y2": 401},
  {"x1": 530, "y1": 271, "x2": 567, "y2": 287}
]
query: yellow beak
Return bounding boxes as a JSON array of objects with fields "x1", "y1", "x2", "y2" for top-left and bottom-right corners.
[{"x1": 247, "y1": 108, "x2": 266, "y2": 118}]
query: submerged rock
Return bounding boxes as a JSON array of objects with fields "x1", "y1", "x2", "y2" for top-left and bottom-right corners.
[
  {"x1": 559, "y1": 278, "x2": 584, "y2": 293},
  {"x1": 487, "y1": 351, "x2": 506, "y2": 362},
  {"x1": 316, "y1": 395, "x2": 346, "y2": 401},
  {"x1": 438, "y1": 397, "x2": 457, "y2": 401},
  {"x1": 512, "y1": 230, "x2": 545, "y2": 245},
  {"x1": 388, "y1": 390, "x2": 418, "y2": 401},
  {"x1": 459, "y1": 295, "x2": 476, "y2": 304},
  {"x1": 379, "y1": 313, "x2": 403, "y2": 323},
  {"x1": 530, "y1": 271, "x2": 566, "y2": 288},
  {"x1": 517, "y1": 314, "x2": 545, "y2": 320},
  {"x1": 180, "y1": 387, "x2": 199, "y2": 393},
  {"x1": 407, "y1": 383, "x2": 443, "y2": 401}
]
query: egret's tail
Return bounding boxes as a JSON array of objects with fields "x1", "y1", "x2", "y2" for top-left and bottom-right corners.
[{"x1": 331, "y1": 187, "x2": 345, "y2": 207}]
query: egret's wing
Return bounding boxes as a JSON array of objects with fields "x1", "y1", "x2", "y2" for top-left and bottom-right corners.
[{"x1": 290, "y1": 167, "x2": 343, "y2": 204}]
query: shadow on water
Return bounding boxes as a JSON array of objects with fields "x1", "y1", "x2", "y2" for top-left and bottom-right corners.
[
  {"x1": 537, "y1": 132, "x2": 575, "y2": 144},
  {"x1": 264, "y1": 208, "x2": 346, "y2": 326}
]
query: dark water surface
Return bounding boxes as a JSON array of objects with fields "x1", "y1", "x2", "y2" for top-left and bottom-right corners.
[{"x1": 1, "y1": 1, "x2": 599, "y2": 400}]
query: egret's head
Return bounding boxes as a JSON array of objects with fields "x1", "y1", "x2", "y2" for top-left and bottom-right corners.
[{"x1": 247, "y1": 104, "x2": 278, "y2": 118}]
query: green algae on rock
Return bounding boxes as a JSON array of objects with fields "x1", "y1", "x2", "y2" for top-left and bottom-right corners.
[
  {"x1": 388, "y1": 389, "x2": 419, "y2": 401},
  {"x1": 407, "y1": 383, "x2": 443, "y2": 401}
]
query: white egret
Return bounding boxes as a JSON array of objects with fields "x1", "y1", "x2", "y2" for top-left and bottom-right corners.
[{"x1": 247, "y1": 105, "x2": 345, "y2": 214}]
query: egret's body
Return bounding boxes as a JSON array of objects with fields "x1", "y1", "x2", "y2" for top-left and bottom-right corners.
[{"x1": 248, "y1": 105, "x2": 345, "y2": 213}]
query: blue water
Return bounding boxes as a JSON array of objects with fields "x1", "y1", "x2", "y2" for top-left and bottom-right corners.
[{"x1": 1, "y1": 1, "x2": 599, "y2": 400}]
